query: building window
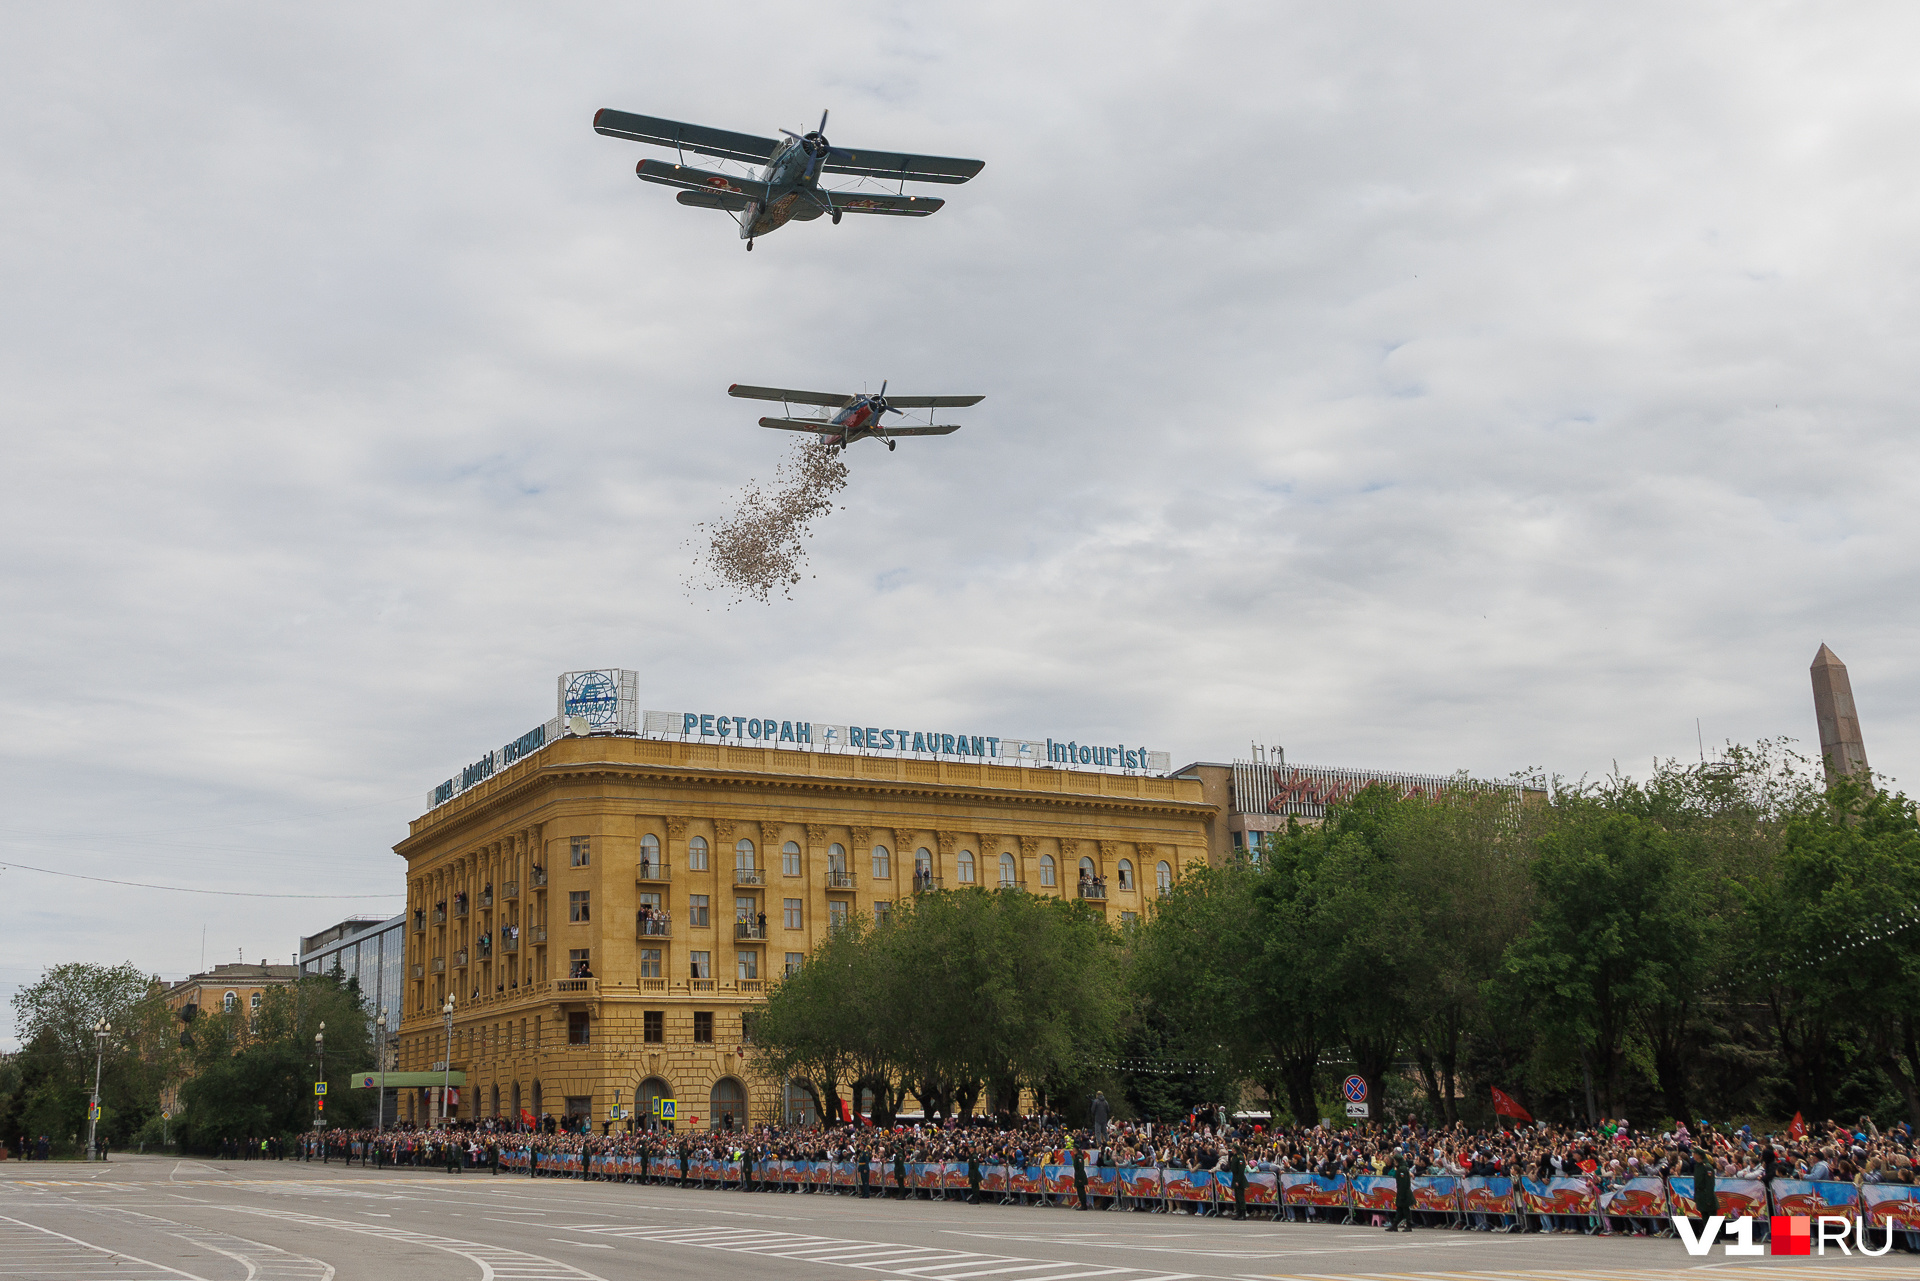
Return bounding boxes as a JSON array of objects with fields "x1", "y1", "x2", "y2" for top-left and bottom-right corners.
[
  {"x1": 738, "y1": 951, "x2": 759, "y2": 981},
  {"x1": 690, "y1": 951, "x2": 711, "y2": 980},
  {"x1": 1117, "y1": 858, "x2": 1134, "y2": 890},
  {"x1": 957, "y1": 850, "x2": 975, "y2": 883},
  {"x1": 999, "y1": 852, "x2": 1017, "y2": 886},
  {"x1": 1156, "y1": 860, "x2": 1173, "y2": 891},
  {"x1": 639, "y1": 832, "x2": 661, "y2": 872},
  {"x1": 570, "y1": 836, "x2": 590, "y2": 867},
  {"x1": 784, "y1": 952, "x2": 804, "y2": 976},
  {"x1": 640, "y1": 948, "x2": 661, "y2": 979},
  {"x1": 693, "y1": 1011, "x2": 714, "y2": 1043},
  {"x1": 688, "y1": 895, "x2": 709, "y2": 928},
  {"x1": 874, "y1": 901, "x2": 891, "y2": 924},
  {"x1": 639, "y1": 890, "x2": 662, "y2": 914},
  {"x1": 688, "y1": 835, "x2": 709, "y2": 871},
  {"x1": 828, "y1": 843, "x2": 847, "y2": 873},
  {"x1": 782, "y1": 841, "x2": 802, "y2": 876},
  {"x1": 250, "y1": 992, "x2": 261, "y2": 1012},
  {"x1": 783, "y1": 898, "x2": 802, "y2": 929},
  {"x1": 1120, "y1": 911, "x2": 1139, "y2": 929},
  {"x1": 1079, "y1": 856, "x2": 1095, "y2": 882},
  {"x1": 567, "y1": 1011, "x2": 590, "y2": 1045},
  {"x1": 1039, "y1": 854, "x2": 1057, "y2": 887},
  {"x1": 871, "y1": 845, "x2": 891, "y2": 879},
  {"x1": 643, "y1": 1010, "x2": 663, "y2": 1043},
  {"x1": 735, "y1": 839, "x2": 756, "y2": 874},
  {"x1": 735, "y1": 896, "x2": 758, "y2": 927},
  {"x1": 568, "y1": 948, "x2": 591, "y2": 978},
  {"x1": 914, "y1": 847, "x2": 932, "y2": 876},
  {"x1": 568, "y1": 890, "x2": 591, "y2": 923},
  {"x1": 223, "y1": 991, "x2": 237, "y2": 1013},
  {"x1": 828, "y1": 900, "x2": 849, "y2": 929}
]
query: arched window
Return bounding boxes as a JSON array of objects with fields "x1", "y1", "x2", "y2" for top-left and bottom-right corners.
[
  {"x1": 1078, "y1": 856, "x2": 1095, "y2": 882},
  {"x1": 1039, "y1": 855, "x2": 1056, "y2": 887},
  {"x1": 957, "y1": 850, "x2": 975, "y2": 883},
  {"x1": 735, "y1": 838, "x2": 756, "y2": 872},
  {"x1": 828, "y1": 842, "x2": 847, "y2": 873},
  {"x1": 249, "y1": 991, "x2": 261, "y2": 1011},
  {"x1": 711, "y1": 1077, "x2": 747, "y2": 1132},
  {"x1": 637, "y1": 1076, "x2": 670, "y2": 1128},
  {"x1": 999, "y1": 852, "x2": 1016, "y2": 886},
  {"x1": 1117, "y1": 858, "x2": 1134, "y2": 890},
  {"x1": 871, "y1": 845, "x2": 891, "y2": 879},
  {"x1": 639, "y1": 833, "x2": 661, "y2": 876},
  {"x1": 1156, "y1": 860, "x2": 1173, "y2": 892},
  {"x1": 782, "y1": 840, "x2": 802, "y2": 876},
  {"x1": 688, "y1": 835, "x2": 709, "y2": 871},
  {"x1": 223, "y1": 991, "x2": 237, "y2": 1013},
  {"x1": 915, "y1": 847, "x2": 932, "y2": 875}
]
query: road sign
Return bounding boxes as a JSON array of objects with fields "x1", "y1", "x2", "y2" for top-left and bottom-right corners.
[
  {"x1": 1342, "y1": 1074, "x2": 1367, "y2": 1103},
  {"x1": 659, "y1": 1098, "x2": 677, "y2": 1120},
  {"x1": 1347, "y1": 1101, "x2": 1370, "y2": 1118},
  {"x1": 161, "y1": 1111, "x2": 171, "y2": 1120},
  {"x1": 88, "y1": 1104, "x2": 101, "y2": 1120},
  {"x1": 314, "y1": 1082, "x2": 329, "y2": 1096}
]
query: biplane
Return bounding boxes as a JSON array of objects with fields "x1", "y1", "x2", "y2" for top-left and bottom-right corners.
[
  {"x1": 728, "y1": 383, "x2": 984, "y2": 452},
  {"x1": 593, "y1": 108, "x2": 983, "y2": 250}
]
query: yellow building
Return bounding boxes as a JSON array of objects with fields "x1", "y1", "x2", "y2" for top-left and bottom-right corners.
[{"x1": 394, "y1": 728, "x2": 1212, "y2": 1131}]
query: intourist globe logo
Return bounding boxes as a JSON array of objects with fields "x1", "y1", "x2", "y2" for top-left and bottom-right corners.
[{"x1": 1674, "y1": 1214, "x2": 1891, "y2": 1257}]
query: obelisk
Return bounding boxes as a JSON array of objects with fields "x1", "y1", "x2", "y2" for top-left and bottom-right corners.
[{"x1": 1810, "y1": 644, "x2": 1871, "y2": 789}]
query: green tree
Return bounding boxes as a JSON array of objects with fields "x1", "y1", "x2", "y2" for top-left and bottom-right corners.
[{"x1": 8, "y1": 962, "x2": 173, "y2": 1154}]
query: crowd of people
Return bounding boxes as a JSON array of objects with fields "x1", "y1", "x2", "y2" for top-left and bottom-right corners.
[{"x1": 274, "y1": 1109, "x2": 1918, "y2": 1245}]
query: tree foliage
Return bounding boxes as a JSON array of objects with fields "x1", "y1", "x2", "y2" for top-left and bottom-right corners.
[{"x1": 3, "y1": 962, "x2": 172, "y2": 1154}]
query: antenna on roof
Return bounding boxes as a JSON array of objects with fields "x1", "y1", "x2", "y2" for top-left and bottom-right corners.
[{"x1": 1697, "y1": 718, "x2": 1705, "y2": 763}]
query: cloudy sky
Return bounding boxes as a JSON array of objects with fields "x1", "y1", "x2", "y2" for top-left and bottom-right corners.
[{"x1": 4, "y1": 2, "x2": 1917, "y2": 1042}]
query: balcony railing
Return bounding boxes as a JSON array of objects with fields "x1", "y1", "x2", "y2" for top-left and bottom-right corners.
[
  {"x1": 735, "y1": 922, "x2": 769, "y2": 941},
  {"x1": 690, "y1": 978, "x2": 716, "y2": 993},
  {"x1": 503, "y1": 935, "x2": 520, "y2": 952},
  {"x1": 430, "y1": 957, "x2": 446, "y2": 974},
  {"x1": 1157, "y1": 884, "x2": 1173, "y2": 898},
  {"x1": 411, "y1": 963, "x2": 425, "y2": 980},
  {"x1": 1077, "y1": 883, "x2": 1107, "y2": 900},
  {"x1": 479, "y1": 889, "x2": 493, "y2": 908},
  {"x1": 531, "y1": 927, "x2": 547, "y2": 944},
  {"x1": 638, "y1": 913, "x2": 672, "y2": 938},
  {"x1": 637, "y1": 862, "x2": 670, "y2": 882},
  {"x1": 454, "y1": 950, "x2": 468, "y2": 967},
  {"x1": 641, "y1": 977, "x2": 667, "y2": 992},
  {"x1": 412, "y1": 911, "x2": 425, "y2": 932},
  {"x1": 911, "y1": 872, "x2": 942, "y2": 893},
  {"x1": 739, "y1": 980, "x2": 764, "y2": 994},
  {"x1": 555, "y1": 978, "x2": 595, "y2": 996},
  {"x1": 503, "y1": 880, "x2": 518, "y2": 900},
  {"x1": 733, "y1": 868, "x2": 764, "y2": 887},
  {"x1": 431, "y1": 908, "x2": 447, "y2": 925},
  {"x1": 825, "y1": 869, "x2": 855, "y2": 890},
  {"x1": 998, "y1": 877, "x2": 1028, "y2": 890},
  {"x1": 531, "y1": 867, "x2": 547, "y2": 887}
]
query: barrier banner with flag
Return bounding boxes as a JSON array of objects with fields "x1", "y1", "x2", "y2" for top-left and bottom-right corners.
[
  {"x1": 1862, "y1": 1184, "x2": 1920, "y2": 1229},
  {"x1": 1121, "y1": 1165, "x2": 1161, "y2": 1201},
  {"x1": 1598, "y1": 1176, "x2": 1669, "y2": 1219},
  {"x1": 1462, "y1": 1176, "x2": 1517, "y2": 1215},
  {"x1": 1412, "y1": 1175, "x2": 1463, "y2": 1214},
  {"x1": 1770, "y1": 1179, "x2": 1859, "y2": 1217},
  {"x1": 1281, "y1": 1172, "x2": 1349, "y2": 1207},
  {"x1": 1245, "y1": 1170, "x2": 1279, "y2": 1205},
  {"x1": 1519, "y1": 1176, "x2": 1598, "y2": 1216},
  {"x1": 1350, "y1": 1175, "x2": 1397, "y2": 1211}
]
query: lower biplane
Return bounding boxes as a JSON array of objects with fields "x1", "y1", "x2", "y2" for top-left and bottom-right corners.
[
  {"x1": 593, "y1": 108, "x2": 983, "y2": 250},
  {"x1": 728, "y1": 384, "x2": 983, "y2": 452}
]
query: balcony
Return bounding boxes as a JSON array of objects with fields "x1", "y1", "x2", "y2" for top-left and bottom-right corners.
[
  {"x1": 453, "y1": 900, "x2": 468, "y2": 918},
  {"x1": 739, "y1": 980, "x2": 764, "y2": 994},
  {"x1": 479, "y1": 889, "x2": 493, "y2": 908},
  {"x1": 453, "y1": 950, "x2": 468, "y2": 968},
  {"x1": 531, "y1": 867, "x2": 548, "y2": 887},
  {"x1": 690, "y1": 978, "x2": 716, "y2": 993},
  {"x1": 555, "y1": 978, "x2": 596, "y2": 997},
  {"x1": 503, "y1": 934, "x2": 520, "y2": 952},
  {"x1": 641, "y1": 978, "x2": 667, "y2": 992},
  {"x1": 503, "y1": 880, "x2": 518, "y2": 900},
  {"x1": 531, "y1": 927, "x2": 547, "y2": 944},
  {"x1": 733, "y1": 867, "x2": 764, "y2": 887},
  {"x1": 431, "y1": 908, "x2": 447, "y2": 925},
  {"x1": 411, "y1": 963, "x2": 425, "y2": 980},
  {"x1": 412, "y1": 911, "x2": 425, "y2": 932},
  {"x1": 997, "y1": 878, "x2": 1027, "y2": 891},
  {"x1": 637, "y1": 912, "x2": 672, "y2": 938},
  {"x1": 1157, "y1": 884, "x2": 1173, "y2": 898},
  {"x1": 825, "y1": 869, "x2": 855, "y2": 890},
  {"x1": 911, "y1": 872, "x2": 942, "y2": 893},
  {"x1": 735, "y1": 922, "x2": 769, "y2": 942},
  {"x1": 637, "y1": 862, "x2": 670, "y2": 883},
  {"x1": 430, "y1": 957, "x2": 446, "y2": 974},
  {"x1": 1077, "y1": 883, "x2": 1107, "y2": 900}
]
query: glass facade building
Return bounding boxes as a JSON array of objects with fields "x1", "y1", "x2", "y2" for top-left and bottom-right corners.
[{"x1": 298, "y1": 914, "x2": 406, "y2": 1034}]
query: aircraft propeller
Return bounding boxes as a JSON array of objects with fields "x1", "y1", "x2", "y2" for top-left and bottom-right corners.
[{"x1": 781, "y1": 109, "x2": 849, "y2": 179}]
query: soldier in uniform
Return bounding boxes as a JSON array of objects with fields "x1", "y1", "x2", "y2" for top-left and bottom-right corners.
[
  {"x1": 1386, "y1": 1150, "x2": 1413, "y2": 1232},
  {"x1": 1072, "y1": 1143, "x2": 1089, "y2": 1210},
  {"x1": 1229, "y1": 1149, "x2": 1248, "y2": 1219}
]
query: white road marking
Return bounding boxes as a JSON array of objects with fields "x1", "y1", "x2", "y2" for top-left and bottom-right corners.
[
  {"x1": 550, "y1": 1239, "x2": 614, "y2": 1247},
  {"x1": 84, "y1": 1204, "x2": 338, "y2": 1281},
  {"x1": 217, "y1": 1203, "x2": 612, "y2": 1281},
  {"x1": 0, "y1": 1214, "x2": 208, "y2": 1279}
]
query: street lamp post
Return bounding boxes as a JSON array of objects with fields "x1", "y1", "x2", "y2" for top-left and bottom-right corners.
[
  {"x1": 313, "y1": 1022, "x2": 325, "y2": 1135},
  {"x1": 375, "y1": 1011, "x2": 388, "y2": 1133},
  {"x1": 85, "y1": 1018, "x2": 109, "y2": 1162},
  {"x1": 440, "y1": 996, "x2": 455, "y2": 1128}
]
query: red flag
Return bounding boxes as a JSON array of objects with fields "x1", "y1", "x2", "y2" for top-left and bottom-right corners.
[
  {"x1": 1490, "y1": 1087, "x2": 1533, "y2": 1122},
  {"x1": 839, "y1": 1098, "x2": 852, "y2": 1124},
  {"x1": 1789, "y1": 1112, "x2": 1806, "y2": 1139}
]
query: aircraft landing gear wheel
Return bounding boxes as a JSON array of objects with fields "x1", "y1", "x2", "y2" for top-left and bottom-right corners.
[
  {"x1": 886, "y1": 439, "x2": 896, "y2": 451},
  {"x1": 746, "y1": 239, "x2": 754, "y2": 252},
  {"x1": 831, "y1": 211, "x2": 841, "y2": 225}
]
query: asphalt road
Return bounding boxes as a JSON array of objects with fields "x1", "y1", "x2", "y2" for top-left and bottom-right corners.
[{"x1": 0, "y1": 1154, "x2": 1905, "y2": 1281}]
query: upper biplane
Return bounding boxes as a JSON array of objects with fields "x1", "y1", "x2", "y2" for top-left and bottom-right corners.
[
  {"x1": 729, "y1": 383, "x2": 984, "y2": 452},
  {"x1": 593, "y1": 108, "x2": 983, "y2": 250}
]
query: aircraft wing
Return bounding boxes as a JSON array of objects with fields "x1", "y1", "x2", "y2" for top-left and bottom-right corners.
[
  {"x1": 878, "y1": 394, "x2": 985, "y2": 408},
  {"x1": 828, "y1": 191, "x2": 945, "y2": 218},
  {"x1": 593, "y1": 109, "x2": 779, "y2": 165},
  {"x1": 637, "y1": 159, "x2": 771, "y2": 202},
  {"x1": 821, "y1": 149, "x2": 984, "y2": 185},
  {"x1": 731, "y1": 385, "x2": 854, "y2": 408},
  {"x1": 677, "y1": 190, "x2": 753, "y2": 212},
  {"x1": 758, "y1": 417, "x2": 841, "y2": 434},
  {"x1": 878, "y1": 424, "x2": 962, "y2": 436}
]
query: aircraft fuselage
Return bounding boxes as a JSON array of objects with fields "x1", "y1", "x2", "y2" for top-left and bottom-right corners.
[{"x1": 741, "y1": 137, "x2": 826, "y2": 240}]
